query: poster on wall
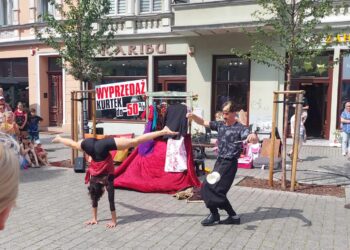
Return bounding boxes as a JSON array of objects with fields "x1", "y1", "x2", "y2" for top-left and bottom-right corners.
[{"x1": 95, "y1": 79, "x2": 147, "y2": 117}]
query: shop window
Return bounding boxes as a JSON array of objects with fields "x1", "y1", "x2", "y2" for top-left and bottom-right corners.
[
  {"x1": 0, "y1": 60, "x2": 11, "y2": 77},
  {"x1": 292, "y1": 55, "x2": 329, "y2": 78},
  {"x1": 0, "y1": 58, "x2": 28, "y2": 78},
  {"x1": 108, "y1": 0, "x2": 126, "y2": 15},
  {"x1": 93, "y1": 58, "x2": 148, "y2": 120},
  {"x1": 213, "y1": 56, "x2": 250, "y2": 114},
  {"x1": 12, "y1": 59, "x2": 28, "y2": 77},
  {"x1": 140, "y1": 0, "x2": 161, "y2": 13},
  {"x1": 154, "y1": 56, "x2": 186, "y2": 92},
  {"x1": 0, "y1": 0, "x2": 13, "y2": 26}
]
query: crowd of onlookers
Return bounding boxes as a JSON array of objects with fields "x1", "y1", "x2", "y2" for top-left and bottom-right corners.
[{"x1": 0, "y1": 87, "x2": 48, "y2": 169}]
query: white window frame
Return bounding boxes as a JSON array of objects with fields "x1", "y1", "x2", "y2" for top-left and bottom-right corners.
[
  {"x1": 40, "y1": 0, "x2": 55, "y2": 18},
  {"x1": 0, "y1": 0, "x2": 13, "y2": 26},
  {"x1": 107, "y1": 0, "x2": 126, "y2": 16},
  {"x1": 140, "y1": 0, "x2": 162, "y2": 13}
]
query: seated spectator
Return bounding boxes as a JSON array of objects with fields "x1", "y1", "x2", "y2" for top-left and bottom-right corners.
[
  {"x1": 20, "y1": 136, "x2": 39, "y2": 168},
  {"x1": 28, "y1": 108, "x2": 43, "y2": 141},
  {"x1": 34, "y1": 141, "x2": 48, "y2": 166},
  {"x1": 0, "y1": 111, "x2": 19, "y2": 140}
]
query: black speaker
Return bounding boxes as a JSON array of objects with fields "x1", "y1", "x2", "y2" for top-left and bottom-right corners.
[{"x1": 74, "y1": 157, "x2": 86, "y2": 173}]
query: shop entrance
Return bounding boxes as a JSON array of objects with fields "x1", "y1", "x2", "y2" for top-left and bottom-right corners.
[
  {"x1": 48, "y1": 73, "x2": 63, "y2": 126},
  {"x1": 296, "y1": 82, "x2": 331, "y2": 139}
]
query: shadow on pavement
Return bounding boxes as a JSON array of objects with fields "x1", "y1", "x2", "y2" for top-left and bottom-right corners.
[
  {"x1": 240, "y1": 206, "x2": 312, "y2": 227},
  {"x1": 302, "y1": 156, "x2": 327, "y2": 162},
  {"x1": 117, "y1": 201, "x2": 203, "y2": 225},
  {"x1": 19, "y1": 167, "x2": 67, "y2": 183}
]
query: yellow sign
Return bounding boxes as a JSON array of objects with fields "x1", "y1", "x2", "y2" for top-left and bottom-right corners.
[{"x1": 326, "y1": 34, "x2": 350, "y2": 44}]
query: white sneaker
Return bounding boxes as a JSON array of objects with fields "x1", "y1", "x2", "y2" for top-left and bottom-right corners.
[{"x1": 343, "y1": 153, "x2": 347, "y2": 156}]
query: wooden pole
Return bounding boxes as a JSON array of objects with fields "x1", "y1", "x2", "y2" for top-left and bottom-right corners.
[
  {"x1": 71, "y1": 91, "x2": 75, "y2": 165},
  {"x1": 269, "y1": 93, "x2": 278, "y2": 186},
  {"x1": 73, "y1": 91, "x2": 79, "y2": 160},
  {"x1": 290, "y1": 92, "x2": 303, "y2": 191},
  {"x1": 92, "y1": 91, "x2": 96, "y2": 138}
]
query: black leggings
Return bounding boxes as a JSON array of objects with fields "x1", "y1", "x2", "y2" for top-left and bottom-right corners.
[{"x1": 89, "y1": 174, "x2": 115, "y2": 211}]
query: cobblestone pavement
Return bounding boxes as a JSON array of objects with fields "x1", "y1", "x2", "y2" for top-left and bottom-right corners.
[{"x1": 1, "y1": 135, "x2": 349, "y2": 249}]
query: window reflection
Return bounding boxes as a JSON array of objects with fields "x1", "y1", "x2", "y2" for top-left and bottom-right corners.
[
  {"x1": 93, "y1": 58, "x2": 148, "y2": 121},
  {"x1": 214, "y1": 56, "x2": 250, "y2": 113}
]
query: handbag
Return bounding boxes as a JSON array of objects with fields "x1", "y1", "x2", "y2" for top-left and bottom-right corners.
[{"x1": 164, "y1": 136, "x2": 188, "y2": 172}]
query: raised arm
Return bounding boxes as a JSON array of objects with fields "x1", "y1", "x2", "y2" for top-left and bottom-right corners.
[{"x1": 186, "y1": 112, "x2": 210, "y2": 128}]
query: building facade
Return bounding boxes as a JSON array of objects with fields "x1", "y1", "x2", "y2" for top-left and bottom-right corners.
[{"x1": 0, "y1": 0, "x2": 349, "y2": 142}]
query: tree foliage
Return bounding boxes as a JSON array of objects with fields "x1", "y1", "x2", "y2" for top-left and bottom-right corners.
[
  {"x1": 231, "y1": 0, "x2": 333, "y2": 72},
  {"x1": 231, "y1": 0, "x2": 334, "y2": 189},
  {"x1": 36, "y1": 0, "x2": 115, "y2": 82}
]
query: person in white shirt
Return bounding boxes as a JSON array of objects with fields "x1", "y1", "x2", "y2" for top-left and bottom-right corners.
[{"x1": 288, "y1": 113, "x2": 306, "y2": 162}]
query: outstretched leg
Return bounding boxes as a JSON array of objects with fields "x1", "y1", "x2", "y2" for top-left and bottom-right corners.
[
  {"x1": 115, "y1": 126, "x2": 178, "y2": 150},
  {"x1": 52, "y1": 135, "x2": 83, "y2": 151}
]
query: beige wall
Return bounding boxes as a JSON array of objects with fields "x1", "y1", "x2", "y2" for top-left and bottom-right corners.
[{"x1": 174, "y1": 3, "x2": 263, "y2": 27}]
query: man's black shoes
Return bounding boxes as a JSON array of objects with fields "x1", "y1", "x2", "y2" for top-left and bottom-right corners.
[
  {"x1": 201, "y1": 213, "x2": 220, "y2": 226},
  {"x1": 219, "y1": 215, "x2": 241, "y2": 225}
]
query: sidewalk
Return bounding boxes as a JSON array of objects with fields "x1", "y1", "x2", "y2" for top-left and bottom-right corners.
[
  {"x1": 0, "y1": 136, "x2": 349, "y2": 249},
  {"x1": 1, "y1": 165, "x2": 349, "y2": 249}
]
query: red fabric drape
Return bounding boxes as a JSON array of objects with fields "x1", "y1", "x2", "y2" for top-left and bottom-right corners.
[
  {"x1": 114, "y1": 135, "x2": 201, "y2": 194},
  {"x1": 85, "y1": 155, "x2": 114, "y2": 184}
]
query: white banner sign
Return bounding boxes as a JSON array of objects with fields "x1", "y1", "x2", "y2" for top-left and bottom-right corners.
[{"x1": 95, "y1": 79, "x2": 147, "y2": 117}]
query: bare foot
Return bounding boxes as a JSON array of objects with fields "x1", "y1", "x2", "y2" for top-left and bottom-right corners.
[
  {"x1": 52, "y1": 135, "x2": 61, "y2": 143},
  {"x1": 106, "y1": 220, "x2": 117, "y2": 228},
  {"x1": 85, "y1": 219, "x2": 98, "y2": 226},
  {"x1": 162, "y1": 126, "x2": 178, "y2": 136}
]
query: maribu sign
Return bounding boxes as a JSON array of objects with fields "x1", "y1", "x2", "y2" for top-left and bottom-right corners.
[
  {"x1": 95, "y1": 79, "x2": 147, "y2": 117},
  {"x1": 100, "y1": 43, "x2": 166, "y2": 56}
]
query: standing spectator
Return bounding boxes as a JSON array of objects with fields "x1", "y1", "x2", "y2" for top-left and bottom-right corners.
[
  {"x1": 0, "y1": 104, "x2": 5, "y2": 125},
  {"x1": 288, "y1": 112, "x2": 306, "y2": 162},
  {"x1": 340, "y1": 101, "x2": 350, "y2": 156},
  {"x1": 14, "y1": 102, "x2": 28, "y2": 139},
  {"x1": 0, "y1": 133, "x2": 20, "y2": 231},
  {"x1": 0, "y1": 111, "x2": 19, "y2": 140},
  {"x1": 27, "y1": 108, "x2": 43, "y2": 141},
  {"x1": 301, "y1": 95, "x2": 309, "y2": 142},
  {"x1": 0, "y1": 96, "x2": 12, "y2": 112}
]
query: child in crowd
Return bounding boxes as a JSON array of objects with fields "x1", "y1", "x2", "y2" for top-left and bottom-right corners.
[
  {"x1": 246, "y1": 133, "x2": 260, "y2": 160},
  {"x1": 20, "y1": 136, "x2": 39, "y2": 168},
  {"x1": 14, "y1": 102, "x2": 28, "y2": 139},
  {"x1": 0, "y1": 111, "x2": 19, "y2": 140},
  {"x1": 34, "y1": 141, "x2": 49, "y2": 166},
  {"x1": 28, "y1": 108, "x2": 43, "y2": 141}
]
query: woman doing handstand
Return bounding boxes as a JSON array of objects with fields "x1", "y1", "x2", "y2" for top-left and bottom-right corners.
[{"x1": 52, "y1": 126, "x2": 177, "y2": 228}]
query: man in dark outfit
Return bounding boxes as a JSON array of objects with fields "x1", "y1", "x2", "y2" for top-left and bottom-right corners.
[{"x1": 188, "y1": 101, "x2": 254, "y2": 226}]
